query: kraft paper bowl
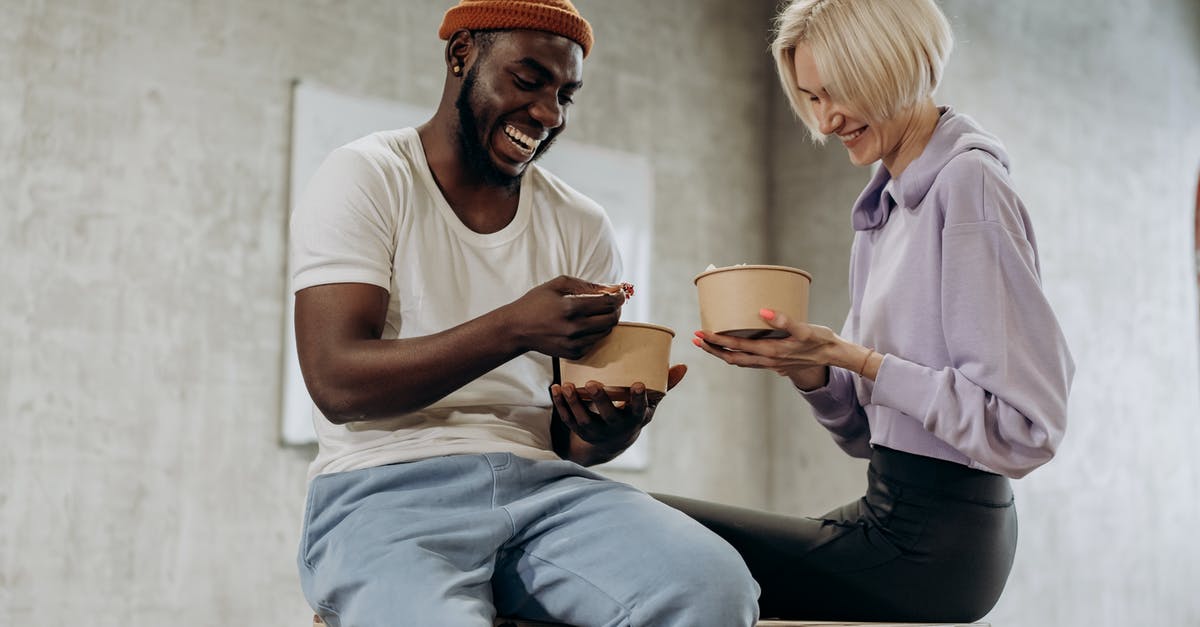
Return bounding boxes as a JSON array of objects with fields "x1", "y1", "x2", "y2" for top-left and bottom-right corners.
[
  {"x1": 694, "y1": 264, "x2": 812, "y2": 339},
  {"x1": 559, "y1": 322, "x2": 674, "y2": 401}
]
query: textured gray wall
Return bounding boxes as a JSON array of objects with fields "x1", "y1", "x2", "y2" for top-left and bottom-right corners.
[
  {"x1": 940, "y1": 2, "x2": 1200, "y2": 624},
  {"x1": 577, "y1": 0, "x2": 779, "y2": 504},
  {"x1": 0, "y1": 1, "x2": 777, "y2": 625},
  {"x1": 765, "y1": 77, "x2": 871, "y2": 516},
  {"x1": 765, "y1": 1, "x2": 1200, "y2": 625},
  {"x1": 4, "y1": 0, "x2": 1199, "y2": 625}
]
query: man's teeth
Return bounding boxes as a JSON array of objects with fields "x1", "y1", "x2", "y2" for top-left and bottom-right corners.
[
  {"x1": 841, "y1": 128, "x2": 865, "y2": 142},
  {"x1": 504, "y1": 125, "x2": 540, "y2": 153}
]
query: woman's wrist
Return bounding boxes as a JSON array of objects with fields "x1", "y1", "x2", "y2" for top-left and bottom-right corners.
[
  {"x1": 860, "y1": 350, "x2": 884, "y2": 380},
  {"x1": 829, "y1": 340, "x2": 883, "y2": 380}
]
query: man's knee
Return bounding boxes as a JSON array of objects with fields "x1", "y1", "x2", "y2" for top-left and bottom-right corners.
[{"x1": 639, "y1": 539, "x2": 760, "y2": 624}]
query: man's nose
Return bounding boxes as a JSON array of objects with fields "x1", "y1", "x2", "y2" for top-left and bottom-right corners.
[{"x1": 530, "y1": 95, "x2": 565, "y2": 130}]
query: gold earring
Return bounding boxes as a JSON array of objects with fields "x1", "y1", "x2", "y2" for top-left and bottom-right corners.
[{"x1": 452, "y1": 64, "x2": 462, "y2": 75}]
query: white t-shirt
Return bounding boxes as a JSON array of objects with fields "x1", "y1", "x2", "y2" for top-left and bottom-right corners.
[{"x1": 290, "y1": 128, "x2": 622, "y2": 479}]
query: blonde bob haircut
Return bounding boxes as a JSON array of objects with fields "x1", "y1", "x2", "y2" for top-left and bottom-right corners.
[{"x1": 771, "y1": 0, "x2": 953, "y2": 141}]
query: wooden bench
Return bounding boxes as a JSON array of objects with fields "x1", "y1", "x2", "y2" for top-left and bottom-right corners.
[
  {"x1": 493, "y1": 622, "x2": 989, "y2": 627},
  {"x1": 315, "y1": 615, "x2": 989, "y2": 626},
  {"x1": 495, "y1": 622, "x2": 988, "y2": 627}
]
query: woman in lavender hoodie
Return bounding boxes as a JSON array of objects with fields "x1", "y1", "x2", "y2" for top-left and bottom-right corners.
[{"x1": 659, "y1": 0, "x2": 1075, "y2": 621}]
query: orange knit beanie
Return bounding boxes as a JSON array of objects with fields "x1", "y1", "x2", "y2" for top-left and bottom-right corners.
[{"x1": 438, "y1": 0, "x2": 594, "y2": 57}]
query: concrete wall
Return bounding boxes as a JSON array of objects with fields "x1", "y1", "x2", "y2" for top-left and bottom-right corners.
[
  {"x1": 577, "y1": 0, "x2": 779, "y2": 504},
  {"x1": 941, "y1": 3, "x2": 1200, "y2": 624},
  {"x1": 0, "y1": 1, "x2": 775, "y2": 625},
  {"x1": 4, "y1": 0, "x2": 1199, "y2": 625},
  {"x1": 764, "y1": 77, "x2": 871, "y2": 517},
  {"x1": 765, "y1": 1, "x2": 1200, "y2": 625}
]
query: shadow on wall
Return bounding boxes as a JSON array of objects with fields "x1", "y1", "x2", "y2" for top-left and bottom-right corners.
[
  {"x1": 1190, "y1": 0, "x2": 1200, "y2": 286},
  {"x1": 1187, "y1": 1, "x2": 1200, "y2": 59},
  {"x1": 1187, "y1": 0, "x2": 1200, "y2": 305}
]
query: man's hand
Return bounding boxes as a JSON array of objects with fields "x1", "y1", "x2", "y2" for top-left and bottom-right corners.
[
  {"x1": 502, "y1": 275, "x2": 627, "y2": 360},
  {"x1": 550, "y1": 364, "x2": 688, "y2": 466}
]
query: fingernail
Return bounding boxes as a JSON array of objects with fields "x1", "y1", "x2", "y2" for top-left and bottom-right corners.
[
  {"x1": 692, "y1": 338, "x2": 703, "y2": 347},
  {"x1": 694, "y1": 330, "x2": 705, "y2": 338},
  {"x1": 760, "y1": 308, "x2": 776, "y2": 320}
]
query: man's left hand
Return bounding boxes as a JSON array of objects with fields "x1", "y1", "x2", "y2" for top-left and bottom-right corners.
[{"x1": 550, "y1": 364, "x2": 687, "y2": 465}]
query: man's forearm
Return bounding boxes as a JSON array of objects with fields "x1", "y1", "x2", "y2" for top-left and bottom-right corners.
[{"x1": 303, "y1": 311, "x2": 525, "y2": 424}]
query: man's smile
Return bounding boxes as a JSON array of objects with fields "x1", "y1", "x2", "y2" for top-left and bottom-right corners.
[{"x1": 501, "y1": 123, "x2": 542, "y2": 158}]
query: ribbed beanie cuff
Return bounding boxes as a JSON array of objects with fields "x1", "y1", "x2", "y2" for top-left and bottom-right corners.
[{"x1": 439, "y1": 0, "x2": 594, "y2": 57}]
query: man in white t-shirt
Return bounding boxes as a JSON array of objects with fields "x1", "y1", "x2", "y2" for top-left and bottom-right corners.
[{"x1": 290, "y1": 2, "x2": 759, "y2": 625}]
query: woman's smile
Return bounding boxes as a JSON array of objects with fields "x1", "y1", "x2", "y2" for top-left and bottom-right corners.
[{"x1": 839, "y1": 125, "x2": 868, "y2": 146}]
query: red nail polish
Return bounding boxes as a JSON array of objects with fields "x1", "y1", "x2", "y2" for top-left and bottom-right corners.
[
  {"x1": 760, "y1": 308, "x2": 776, "y2": 320},
  {"x1": 692, "y1": 338, "x2": 703, "y2": 347}
]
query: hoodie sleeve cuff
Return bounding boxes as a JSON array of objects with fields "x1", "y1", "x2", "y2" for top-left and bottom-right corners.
[
  {"x1": 871, "y1": 354, "x2": 939, "y2": 419},
  {"x1": 798, "y1": 366, "x2": 858, "y2": 418}
]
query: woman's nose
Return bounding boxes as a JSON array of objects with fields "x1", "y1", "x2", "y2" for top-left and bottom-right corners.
[{"x1": 818, "y1": 110, "x2": 844, "y2": 136}]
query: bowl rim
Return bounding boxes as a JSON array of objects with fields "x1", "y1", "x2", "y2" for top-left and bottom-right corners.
[
  {"x1": 614, "y1": 321, "x2": 676, "y2": 337},
  {"x1": 693, "y1": 264, "x2": 813, "y2": 285}
]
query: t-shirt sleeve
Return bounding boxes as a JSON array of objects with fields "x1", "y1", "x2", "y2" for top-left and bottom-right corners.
[
  {"x1": 576, "y1": 209, "x2": 624, "y2": 286},
  {"x1": 870, "y1": 157, "x2": 1075, "y2": 478},
  {"x1": 290, "y1": 146, "x2": 396, "y2": 293}
]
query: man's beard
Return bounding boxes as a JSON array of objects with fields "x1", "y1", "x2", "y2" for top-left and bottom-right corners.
[{"x1": 454, "y1": 66, "x2": 557, "y2": 192}]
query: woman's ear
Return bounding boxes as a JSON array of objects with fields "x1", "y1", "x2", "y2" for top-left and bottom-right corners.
[{"x1": 446, "y1": 30, "x2": 472, "y2": 77}]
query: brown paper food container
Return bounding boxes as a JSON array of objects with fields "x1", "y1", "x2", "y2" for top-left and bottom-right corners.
[
  {"x1": 559, "y1": 322, "x2": 675, "y2": 401},
  {"x1": 693, "y1": 264, "x2": 813, "y2": 339}
]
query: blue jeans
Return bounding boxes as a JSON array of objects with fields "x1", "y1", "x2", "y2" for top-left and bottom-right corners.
[{"x1": 298, "y1": 453, "x2": 760, "y2": 627}]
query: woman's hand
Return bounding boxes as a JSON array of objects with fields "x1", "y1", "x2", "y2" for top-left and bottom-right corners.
[{"x1": 692, "y1": 308, "x2": 877, "y2": 390}]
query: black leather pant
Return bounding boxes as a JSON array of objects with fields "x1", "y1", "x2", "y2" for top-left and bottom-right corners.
[{"x1": 655, "y1": 446, "x2": 1017, "y2": 622}]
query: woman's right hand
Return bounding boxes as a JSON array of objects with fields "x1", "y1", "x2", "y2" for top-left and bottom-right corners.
[{"x1": 692, "y1": 308, "x2": 855, "y2": 391}]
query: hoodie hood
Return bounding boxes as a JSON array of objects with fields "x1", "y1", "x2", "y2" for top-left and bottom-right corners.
[{"x1": 851, "y1": 106, "x2": 1011, "y2": 231}]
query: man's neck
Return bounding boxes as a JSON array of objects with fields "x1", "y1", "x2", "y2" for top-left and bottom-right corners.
[{"x1": 417, "y1": 119, "x2": 521, "y2": 235}]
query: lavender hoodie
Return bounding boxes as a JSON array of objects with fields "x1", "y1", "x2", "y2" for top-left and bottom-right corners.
[{"x1": 800, "y1": 107, "x2": 1074, "y2": 479}]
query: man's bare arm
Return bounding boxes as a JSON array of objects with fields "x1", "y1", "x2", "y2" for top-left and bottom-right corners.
[{"x1": 294, "y1": 276, "x2": 624, "y2": 424}]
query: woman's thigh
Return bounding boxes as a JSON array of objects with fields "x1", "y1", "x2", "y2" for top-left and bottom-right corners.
[{"x1": 654, "y1": 485, "x2": 1016, "y2": 623}]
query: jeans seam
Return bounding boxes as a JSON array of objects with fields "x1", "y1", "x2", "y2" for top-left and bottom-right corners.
[
  {"x1": 490, "y1": 457, "x2": 518, "y2": 538},
  {"x1": 314, "y1": 605, "x2": 340, "y2": 626},
  {"x1": 489, "y1": 452, "x2": 512, "y2": 471},
  {"x1": 300, "y1": 478, "x2": 321, "y2": 570},
  {"x1": 509, "y1": 547, "x2": 634, "y2": 626}
]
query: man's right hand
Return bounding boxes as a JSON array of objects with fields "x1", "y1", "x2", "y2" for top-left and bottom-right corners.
[{"x1": 503, "y1": 275, "x2": 626, "y2": 360}]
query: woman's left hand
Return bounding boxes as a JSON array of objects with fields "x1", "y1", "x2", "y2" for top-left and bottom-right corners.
[{"x1": 692, "y1": 308, "x2": 850, "y2": 380}]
